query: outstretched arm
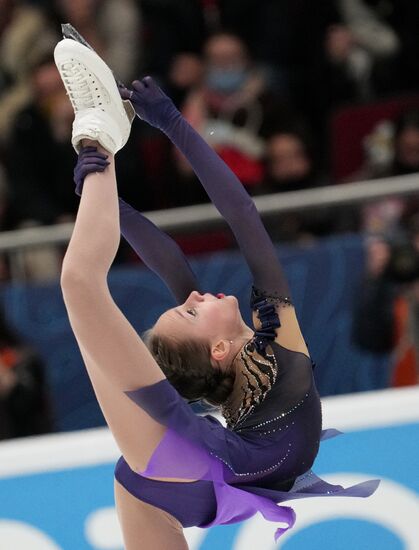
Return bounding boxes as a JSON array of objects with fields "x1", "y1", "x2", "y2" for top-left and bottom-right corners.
[
  {"x1": 121, "y1": 78, "x2": 290, "y2": 299},
  {"x1": 74, "y1": 147, "x2": 200, "y2": 304},
  {"x1": 118, "y1": 198, "x2": 200, "y2": 303},
  {"x1": 122, "y1": 78, "x2": 311, "y2": 355}
]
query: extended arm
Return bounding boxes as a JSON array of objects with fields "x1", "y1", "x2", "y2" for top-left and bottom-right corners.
[
  {"x1": 118, "y1": 198, "x2": 200, "y2": 303},
  {"x1": 122, "y1": 78, "x2": 290, "y2": 299},
  {"x1": 74, "y1": 148, "x2": 200, "y2": 304}
]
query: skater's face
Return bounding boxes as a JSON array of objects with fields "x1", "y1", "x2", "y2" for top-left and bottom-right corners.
[{"x1": 154, "y1": 291, "x2": 245, "y2": 344}]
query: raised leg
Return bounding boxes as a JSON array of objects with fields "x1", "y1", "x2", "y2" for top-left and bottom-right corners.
[
  {"x1": 54, "y1": 37, "x2": 196, "y2": 478},
  {"x1": 62, "y1": 152, "x2": 195, "y2": 476},
  {"x1": 78, "y1": 344, "x2": 166, "y2": 472},
  {"x1": 114, "y1": 479, "x2": 189, "y2": 550},
  {"x1": 61, "y1": 147, "x2": 165, "y2": 389}
]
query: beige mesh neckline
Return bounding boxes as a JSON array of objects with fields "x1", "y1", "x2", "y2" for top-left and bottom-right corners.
[{"x1": 221, "y1": 341, "x2": 278, "y2": 430}]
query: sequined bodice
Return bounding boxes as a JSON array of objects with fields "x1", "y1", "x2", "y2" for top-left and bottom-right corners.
[
  {"x1": 221, "y1": 286, "x2": 296, "y2": 430},
  {"x1": 221, "y1": 342, "x2": 278, "y2": 429}
]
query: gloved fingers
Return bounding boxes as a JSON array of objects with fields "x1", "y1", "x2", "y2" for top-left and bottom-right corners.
[
  {"x1": 119, "y1": 85, "x2": 133, "y2": 100},
  {"x1": 79, "y1": 157, "x2": 109, "y2": 166},
  {"x1": 79, "y1": 146, "x2": 98, "y2": 155},
  {"x1": 79, "y1": 148, "x2": 108, "y2": 160},
  {"x1": 142, "y1": 75, "x2": 158, "y2": 91},
  {"x1": 131, "y1": 79, "x2": 146, "y2": 93}
]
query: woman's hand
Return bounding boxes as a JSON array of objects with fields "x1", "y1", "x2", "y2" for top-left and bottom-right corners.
[
  {"x1": 73, "y1": 146, "x2": 110, "y2": 196},
  {"x1": 119, "y1": 76, "x2": 179, "y2": 130}
]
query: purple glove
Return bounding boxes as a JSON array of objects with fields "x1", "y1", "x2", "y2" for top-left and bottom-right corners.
[
  {"x1": 73, "y1": 146, "x2": 110, "y2": 196},
  {"x1": 119, "y1": 76, "x2": 180, "y2": 131}
]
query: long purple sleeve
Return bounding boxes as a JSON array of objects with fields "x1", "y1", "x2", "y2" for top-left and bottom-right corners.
[
  {"x1": 119, "y1": 198, "x2": 200, "y2": 304},
  {"x1": 159, "y1": 111, "x2": 291, "y2": 298}
]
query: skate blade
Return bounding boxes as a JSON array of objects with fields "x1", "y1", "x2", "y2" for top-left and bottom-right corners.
[{"x1": 61, "y1": 23, "x2": 126, "y2": 89}]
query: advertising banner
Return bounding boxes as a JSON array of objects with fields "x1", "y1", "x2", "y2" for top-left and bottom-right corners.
[{"x1": 0, "y1": 386, "x2": 418, "y2": 550}]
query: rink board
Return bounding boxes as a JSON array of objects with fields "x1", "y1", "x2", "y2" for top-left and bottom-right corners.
[{"x1": 0, "y1": 387, "x2": 418, "y2": 550}]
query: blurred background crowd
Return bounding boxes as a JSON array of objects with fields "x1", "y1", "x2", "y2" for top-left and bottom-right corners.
[{"x1": 0, "y1": 0, "x2": 418, "y2": 439}]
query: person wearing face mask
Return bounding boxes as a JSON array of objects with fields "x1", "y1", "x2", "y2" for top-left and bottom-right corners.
[{"x1": 181, "y1": 32, "x2": 291, "y2": 189}]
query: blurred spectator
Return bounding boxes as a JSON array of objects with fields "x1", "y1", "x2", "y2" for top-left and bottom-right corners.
[
  {"x1": 256, "y1": 129, "x2": 322, "y2": 194},
  {"x1": 352, "y1": 236, "x2": 397, "y2": 356},
  {"x1": 337, "y1": 0, "x2": 399, "y2": 95},
  {"x1": 352, "y1": 234, "x2": 419, "y2": 389},
  {"x1": 351, "y1": 235, "x2": 398, "y2": 389},
  {"x1": 0, "y1": 0, "x2": 56, "y2": 145},
  {"x1": 338, "y1": 0, "x2": 399, "y2": 59},
  {"x1": 349, "y1": 109, "x2": 419, "y2": 234},
  {"x1": 0, "y1": 307, "x2": 54, "y2": 439},
  {"x1": 324, "y1": 24, "x2": 373, "y2": 100},
  {"x1": 306, "y1": 2, "x2": 399, "y2": 161},
  {"x1": 310, "y1": 22, "x2": 377, "y2": 144},
  {"x1": 0, "y1": 163, "x2": 14, "y2": 231},
  {"x1": 4, "y1": 53, "x2": 77, "y2": 279},
  {"x1": 216, "y1": 1, "x2": 340, "y2": 95},
  {"x1": 6, "y1": 54, "x2": 77, "y2": 226},
  {"x1": 137, "y1": 0, "x2": 205, "y2": 77},
  {"x1": 409, "y1": 213, "x2": 419, "y2": 253},
  {"x1": 385, "y1": 2, "x2": 419, "y2": 91},
  {"x1": 189, "y1": 2, "x2": 340, "y2": 166},
  {"x1": 47, "y1": 0, "x2": 142, "y2": 82},
  {"x1": 391, "y1": 111, "x2": 419, "y2": 176},
  {"x1": 165, "y1": 52, "x2": 204, "y2": 109},
  {"x1": 390, "y1": 228, "x2": 419, "y2": 386},
  {"x1": 180, "y1": 32, "x2": 292, "y2": 188},
  {"x1": 0, "y1": 164, "x2": 14, "y2": 280},
  {"x1": 251, "y1": 129, "x2": 349, "y2": 242}
]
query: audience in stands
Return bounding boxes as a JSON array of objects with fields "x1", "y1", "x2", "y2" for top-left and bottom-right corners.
[
  {"x1": 0, "y1": 307, "x2": 53, "y2": 440},
  {"x1": 0, "y1": 0, "x2": 418, "y2": 438},
  {"x1": 180, "y1": 31, "x2": 292, "y2": 188},
  {"x1": 335, "y1": 0, "x2": 400, "y2": 95},
  {"x1": 46, "y1": 0, "x2": 142, "y2": 83},
  {"x1": 256, "y1": 129, "x2": 322, "y2": 194},
  {"x1": 352, "y1": 232, "x2": 419, "y2": 388},
  {"x1": 347, "y1": 109, "x2": 419, "y2": 235},
  {"x1": 6, "y1": 54, "x2": 77, "y2": 226},
  {"x1": 250, "y1": 128, "x2": 333, "y2": 242},
  {"x1": 0, "y1": 0, "x2": 416, "y2": 270},
  {"x1": 165, "y1": 52, "x2": 204, "y2": 109},
  {"x1": 352, "y1": 235, "x2": 397, "y2": 357},
  {"x1": 0, "y1": 0, "x2": 55, "y2": 144},
  {"x1": 0, "y1": 165, "x2": 13, "y2": 281}
]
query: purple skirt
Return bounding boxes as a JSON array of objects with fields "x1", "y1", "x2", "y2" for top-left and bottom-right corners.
[
  {"x1": 115, "y1": 456, "x2": 217, "y2": 527},
  {"x1": 117, "y1": 376, "x2": 380, "y2": 542}
]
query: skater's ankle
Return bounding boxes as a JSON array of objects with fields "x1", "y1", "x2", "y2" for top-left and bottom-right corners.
[{"x1": 81, "y1": 139, "x2": 112, "y2": 157}]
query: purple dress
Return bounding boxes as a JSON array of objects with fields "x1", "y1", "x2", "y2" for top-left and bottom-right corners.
[
  {"x1": 115, "y1": 288, "x2": 378, "y2": 541},
  {"x1": 77, "y1": 93, "x2": 379, "y2": 541}
]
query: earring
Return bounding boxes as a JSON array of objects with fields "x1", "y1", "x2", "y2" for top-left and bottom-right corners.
[{"x1": 229, "y1": 340, "x2": 233, "y2": 344}]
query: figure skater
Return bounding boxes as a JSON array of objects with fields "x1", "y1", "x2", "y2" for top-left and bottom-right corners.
[{"x1": 54, "y1": 38, "x2": 379, "y2": 549}]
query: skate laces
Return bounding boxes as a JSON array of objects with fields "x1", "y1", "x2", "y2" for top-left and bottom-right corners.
[{"x1": 60, "y1": 61, "x2": 104, "y2": 111}]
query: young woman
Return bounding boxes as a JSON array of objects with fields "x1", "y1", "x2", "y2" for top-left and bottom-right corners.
[{"x1": 55, "y1": 38, "x2": 379, "y2": 549}]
